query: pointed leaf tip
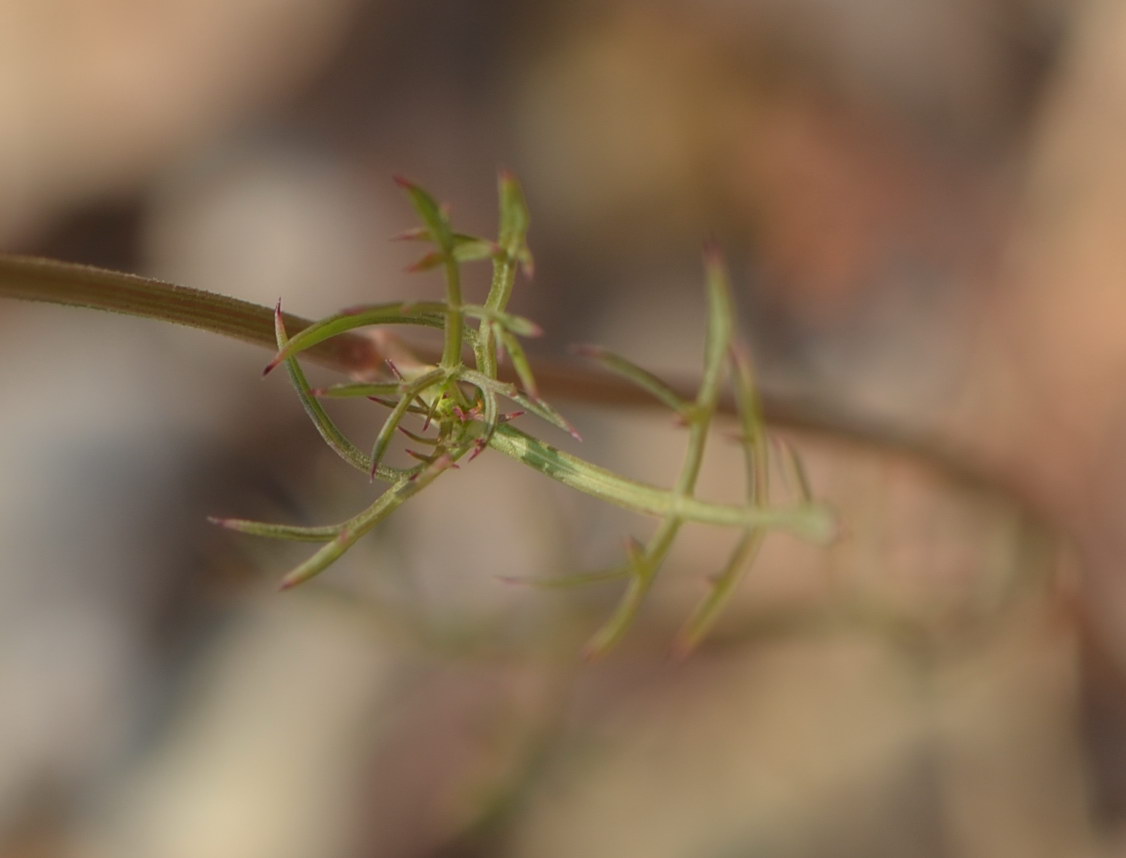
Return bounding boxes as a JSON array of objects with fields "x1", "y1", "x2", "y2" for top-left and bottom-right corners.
[
  {"x1": 581, "y1": 642, "x2": 605, "y2": 662},
  {"x1": 702, "y1": 239, "x2": 725, "y2": 268},
  {"x1": 569, "y1": 343, "x2": 604, "y2": 359},
  {"x1": 405, "y1": 251, "x2": 442, "y2": 273},
  {"x1": 262, "y1": 298, "x2": 286, "y2": 376},
  {"x1": 623, "y1": 536, "x2": 646, "y2": 568},
  {"x1": 390, "y1": 226, "x2": 428, "y2": 242},
  {"x1": 668, "y1": 635, "x2": 696, "y2": 662},
  {"x1": 392, "y1": 174, "x2": 415, "y2": 190}
]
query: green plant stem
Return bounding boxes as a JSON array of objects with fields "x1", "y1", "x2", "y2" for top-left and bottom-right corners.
[
  {"x1": 583, "y1": 517, "x2": 680, "y2": 657},
  {"x1": 440, "y1": 255, "x2": 464, "y2": 370},
  {"x1": 487, "y1": 424, "x2": 833, "y2": 540},
  {"x1": 0, "y1": 255, "x2": 382, "y2": 374},
  {"x1": 277, "y1": 455, "x2": 455, "y2": 590},
  {"x1": 581, "y1": 253, "x2": 736, "y2": 655},
  {"x1": 0, "y1": 253, "x2": 1041, "y2": 522},
  {"x1": 0, "y1": 255, "x2": 836, "y2": 534},
  {"x1": 476, "y1": 256, "x2": 516, "y2": 379}
]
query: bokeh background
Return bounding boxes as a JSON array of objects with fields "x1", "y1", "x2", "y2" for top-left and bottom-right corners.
[{"x1": 4, "y1": 0, "x2": 1126, "y2": 855}]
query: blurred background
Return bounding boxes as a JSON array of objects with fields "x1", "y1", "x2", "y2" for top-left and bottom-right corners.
[{"x1": 3, "y1": 0, "x2": 1126, "y2": 855}]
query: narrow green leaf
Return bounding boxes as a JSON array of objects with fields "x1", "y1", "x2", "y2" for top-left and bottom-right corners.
[
  {"x1": 458, "y1": 369, "x2": 518, "y2": 400},
  {"x1": 457, "y1": 305, "x2": 541, "y2": 337},
  {"x1": 406, "y1": 239, "x2": 499, "y2": 271},
  {"x1": 701, "y1": 246, "x2": 736, "y2": 390},
  {"x1": 673, "y1": 346, "x2": 777, "y2": 655},
  {"x1": 673, "y1": 246, "x2": 734, "y2": 496},
  {"x1": 315, "y1": 382, "x2": 402, "y2": 399},
  {"x1": 272, "y1": 303, "x2": 407, "y2": 481},
  {"x1": 466, "y1": 385, "x2": 500, "y2": 459},
  {"x1": 583, "y1": 524, "x2": 678, "y2": 659},
  {"x1": 394, "y1": 177, "x2": 465, "y2": 369},
  {"x1": 207, "y1": 516, "x2": 345, "y2": 542},
  {"x1": 571, "y1": 344, "x2": 688, "y2": 414},
  {"x1": 394, "y1": 176, "x2": 456, "y2": 253},
  {"x1": 487, "y1": 424, "x2": 833, "y2": 537},
  {"x1": 497, "y1": 170, "x2": 531, "y2": 254},
  {"x1": 369, "y1": 368, "x2": 445, "y2": 476},
  {"x1": 278, "y1": 454, "x2": 455, "y2": 590},
  {"x1": 370, "y1": 395, "x2": 432, "y2": 417},
  {"x1": 775, "y1": 437, "x2": 814, "y2": 503},
  {"x1": 672, "y1": 529, "x2": 765, "y2": 657},
  {"x1": 393, "y1": 228, "x2": 490, "y2": 246},
  {"x1": 263, "y1": 303, "x2": 445, "y2": 374},
  {"x1": 497, "y1": 567, "x2": 630, "y2": 589},
  {"x1": 730, "y1": 345, "x2": 768, "y2": 495},
  {"x1": 461, "y1": 369, "x2": 580, "y2": 441},
  {"x1": 517, "y1": 247, "x2": 535, "y2": 280},
  {"x1": 582, "y1": 251, "x2": 741, "y2": 655},
  {"x1": 496, "y1": 326, "x2": 540, "y2": 398},
  {"x1": 396, "y1": 423, "x2": 440, "y2": 445},
  {"x1": 508, "y1": 393, "x2": 581, "y2": 441}
]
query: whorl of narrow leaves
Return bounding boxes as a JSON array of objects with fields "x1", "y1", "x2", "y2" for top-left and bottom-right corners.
[{"x1": 210, "y1": 172, "x2": 834, "y2": 655}]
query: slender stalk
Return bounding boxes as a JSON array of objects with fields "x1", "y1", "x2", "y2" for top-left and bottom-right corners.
[
  {"x1": 0, "y1": 247, "x2": 1056, "y2": 652},
  {"x1": 486, "y1": 424, "x2": 834, "y2": 540},
  {"x1": 0, "y1": 255, "x2": 383, "y2": 374},
  {"x1": 583, "y1": 517, "x2": 680, "y2": 657},
  {"x1": 674, "y1": 347, "x2": 770, "y2": 655},
  {"x1": 440, "y1": 255, "x2": 463, "y2": 369},
  {"x1": 277, "y1": 454, "x2": 456, "y2": 590},
  {"x1": 0, "y1": 253, "x2": 1038, "y2": 517}
]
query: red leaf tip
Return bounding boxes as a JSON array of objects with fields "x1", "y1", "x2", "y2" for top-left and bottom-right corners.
[
  {"x1": 668, "y1": 636, "x2": 695, "y2": 662},
  {"x1": 701, "y1": 239, "x2": 724, "y2": 267},
  {"x1": 581, "y1": 643, "x2": 607, "y2": 662},
  {"x1": 390, "y1": 226, "x2": 427, "y2": 242},
  {"x1": 568, "y1": 343, "x2": 603, "y2": 358}
]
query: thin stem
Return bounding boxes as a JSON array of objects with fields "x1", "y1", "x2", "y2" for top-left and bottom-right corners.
[
  {"x1": 0, "y1": 255, "x2": 382, "y2": 373},
  {"x1": 674, "y1": 347, "x2": 770, "y2": 655},
  {"x1": 477, "y1": 171, "x2": 529, "y2": 380},
  {"x1": 441, "y1": 255, "x2": 463, "y2": 370},
  {"x1": 583, "y1": 518, "x2": 680, "y2": 657},
  {"x1": 0, "y1": 253, "x2": 1043, "y2": 522},
  {"x1": 582, "y1": 249, "x2": 734, "y2": 655},
  {"x1": 278, "y1": 454, "x2": 457, "y2": 590},
  {"x1": 476, "y1": 257, "x2": 516, "y2": 379},
  {"x1": 486, "y1": 424, "x2": 834, "y2": 540}
]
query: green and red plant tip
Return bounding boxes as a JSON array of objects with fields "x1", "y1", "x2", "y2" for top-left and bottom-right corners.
[
  {"x1": 239, "y1": 185, "x2": 834, "y2": 649},
  {"x1": 1, "y1": 171, "x2": 834, "y2": 654}
]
